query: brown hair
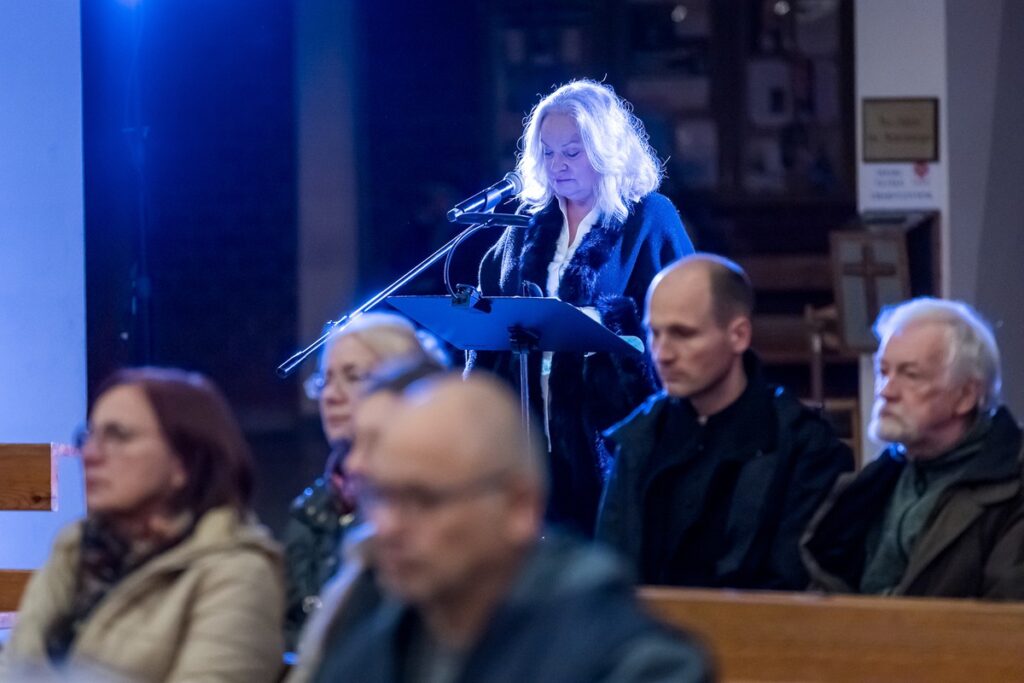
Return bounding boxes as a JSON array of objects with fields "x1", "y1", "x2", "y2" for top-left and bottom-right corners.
[{"x1": 93, "y1": 367, "x2": 254, "y2": 516}]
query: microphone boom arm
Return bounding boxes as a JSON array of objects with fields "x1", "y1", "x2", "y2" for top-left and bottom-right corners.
[
  {"x1": 277, "y1": 212, "x2": 527, "y2": 378},
  {"x1": 276, "y1": 226, "x2": 476, "y2": 377}
]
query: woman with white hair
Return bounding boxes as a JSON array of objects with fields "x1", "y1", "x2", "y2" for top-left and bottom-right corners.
[
  {"x1": 284, "y1": 312, "x2": 446, "y2": 646},
  {"x1": 468, "y1": 79, "x2": 693, "y2": 535}
]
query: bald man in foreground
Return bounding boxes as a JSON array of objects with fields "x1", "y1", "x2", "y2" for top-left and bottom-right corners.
[
  {"x1": 596, "y1": 254, "x2": 853, "y2": 590},
  {"x1": 306, "y1": 375, "x2": 711, "y2": 683}
]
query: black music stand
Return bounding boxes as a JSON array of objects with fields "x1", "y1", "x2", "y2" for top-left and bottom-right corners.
[{"x1": 386, "y1": 295, "x2": 642, "y2": 440}]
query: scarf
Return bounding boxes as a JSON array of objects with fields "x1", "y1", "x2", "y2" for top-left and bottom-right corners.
[{"x1": 44, "y1": 512, "x2": 195, "y2": 663}]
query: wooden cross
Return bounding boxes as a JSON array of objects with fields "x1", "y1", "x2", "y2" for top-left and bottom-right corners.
[{"x1": 841, "y1": 242, "x2": 897, "y2": 323}]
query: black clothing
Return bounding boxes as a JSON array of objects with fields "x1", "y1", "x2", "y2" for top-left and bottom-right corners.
[
  {"x1": 283, "y1": 476, "x2": 356, "y2": 648},
  {"x1": 310, "y1": 533, "x2": 711, "y2": 683},
  {"x1": 467, "y1": 193, "x2": 693, "y2": 535},
  {"x1": 641, "y1": 373, "x2": 779, "y2": 586},
  {"x1": 597, "y1": 353, "x2": 854, "y2": 589}
]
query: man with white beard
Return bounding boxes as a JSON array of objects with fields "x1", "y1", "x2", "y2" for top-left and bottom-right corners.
[{"x1": 802, "y1": 297, "x2": 1024, "y2": 598}]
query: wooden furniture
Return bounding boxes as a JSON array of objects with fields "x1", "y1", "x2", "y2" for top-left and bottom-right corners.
[
  {"x1": 641, "y1": 586, "x2": 1024, "y2": 682},
  {"x1": 0, "y1": 444, "x2": 53, "y2": 615},
  {"x1": 0, "y1": 571, "x2": 31, "y2": 613},
  {"x1": 487, "y1": 1, "x2": 855, "y2": 200},
  {"x1": 0, "y1": 444, "x2": 54, "y2": 512},
  {"x1": 739, "y1": 254, "x2": 836, "y2": 366},
  {"x1": 738, "y1": 254, "x2": 859, "y2": 421},
  {"x1": 830, "y1": 230, "x2": 911, "y2": 352}
]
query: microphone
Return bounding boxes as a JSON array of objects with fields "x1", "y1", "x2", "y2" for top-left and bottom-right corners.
[{"x1": 447, "y1": 172, "x2": 522, "y2": 222}]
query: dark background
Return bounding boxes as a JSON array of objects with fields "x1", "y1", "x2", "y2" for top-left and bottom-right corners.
[{"x1": 82, "y1": 0, "x2": 856, "y2": 533}]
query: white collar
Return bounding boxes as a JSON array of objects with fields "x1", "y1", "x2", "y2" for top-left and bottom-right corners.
[{"x1": 555, "y1": 197, "x2": 600, "y2": 249}]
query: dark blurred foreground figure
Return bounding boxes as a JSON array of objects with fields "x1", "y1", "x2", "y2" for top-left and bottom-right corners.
[
  {"x1": 467, "y1": 79, "x2": 694, "y2": 536},
  {"x1": 597, "y1": 255, "x2": 853, "y2": 589},
  {"x1": 0, "y1": 368, "x2": 284, "y2": 682},
  {"x1": 803, "y1": 298, "x2": 1024, "y2": 598},
  {"x1": 290, "y1": 375, "x2": 712, "y2": 683}
]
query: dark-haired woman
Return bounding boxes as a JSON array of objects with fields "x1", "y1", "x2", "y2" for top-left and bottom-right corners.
[{"x1": 0, "y1": 368, "x2": 284, "y2": 683}]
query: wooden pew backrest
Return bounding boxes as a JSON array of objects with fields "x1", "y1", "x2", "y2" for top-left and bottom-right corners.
[
  {"x1": 0, "y1": 570, "x2": 31, "y2": 612},
  {"x1": 1, "y1": 443, "x2": 56, "y2": 617},
  {"x1": 641, "y1": 586, "x2": 1024, "y2": 683},
  {"x1": 0, "y1": 444, "x2": 53, "y2": 511}
]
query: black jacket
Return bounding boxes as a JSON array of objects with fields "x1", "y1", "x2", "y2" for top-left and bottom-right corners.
[
  {"x1": 467, "y1": 192, "x2": 693, "y2": 534},
  {"x1": 596, "y1": 359, "x2": 854, "y2": 590},
  {"x1": 802, "y1": 406, "x2": 1024, "y2": 598},
  {"x1": 282, "y1": 477, "x2": 355, "y2": 648},
  {"x1": 309, "y1": 534, "x2": 712, "y2": 683}
]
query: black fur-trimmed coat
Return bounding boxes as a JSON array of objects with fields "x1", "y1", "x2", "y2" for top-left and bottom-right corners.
[{"x1": 467, "y1": 192, "x2": 693, "y2": 535}]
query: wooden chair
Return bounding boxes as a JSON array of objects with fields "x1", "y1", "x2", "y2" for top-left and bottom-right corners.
[
  {"x1": 641, "y1": 586, "x2": 1024, "y2": 682},
  {"x1": 738, "y1": 254, "x2": 858, "y2": 372},
  {"x1": 0, "y1": 444, "x2": 54, "y2": 617}
]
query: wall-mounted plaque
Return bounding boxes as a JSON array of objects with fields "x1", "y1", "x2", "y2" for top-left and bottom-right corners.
[{"x1": 862, "y1": 98, "x2": 938, "y2": 162}]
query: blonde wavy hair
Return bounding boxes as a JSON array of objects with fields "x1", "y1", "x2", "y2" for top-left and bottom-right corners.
[{"x1": 516, "y1": 79, "x2": 664, "y2": 224}]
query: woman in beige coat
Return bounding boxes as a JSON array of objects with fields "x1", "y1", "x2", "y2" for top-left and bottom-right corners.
[{"x1": 0, "y1": 368, "x2": 285, "y2": 682}]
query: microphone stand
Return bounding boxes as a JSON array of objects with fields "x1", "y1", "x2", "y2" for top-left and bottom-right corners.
[{"x1": 276, "y1": 211, "x2": 530, "y2": 377}]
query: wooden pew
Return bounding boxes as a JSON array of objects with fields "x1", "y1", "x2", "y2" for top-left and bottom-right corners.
[
  {"x1": 0, "y1": 571, "x2": 31, "y2": 613},
  {"x1": 0, "y1": 444, "x2": 53, "y2": 512},
  {"x1": 0, "y1": 444, "x2": 54, "y2": 617},
  {"x1": 641, "y1": 587, "x2": 1024, "y2": 682}
]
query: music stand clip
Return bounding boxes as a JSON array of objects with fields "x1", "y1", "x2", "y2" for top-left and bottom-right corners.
[{"x1": 452, "y1": 284, "x2": 492, "y2": 313}]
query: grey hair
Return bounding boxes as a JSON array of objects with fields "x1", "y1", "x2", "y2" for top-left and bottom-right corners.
[
  {"x1": 516, "y1": 79, "x2": 663, "y2": 225},
  {"x1": 873, "y1": 297, "x2": 1002, "y2": 411}
]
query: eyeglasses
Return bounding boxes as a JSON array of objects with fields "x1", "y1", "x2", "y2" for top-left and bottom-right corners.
[
  {"x1": 72, "y1": 424, "x2": 154, "y2": 452},
  {"x1": 303, "y1": 368, "x2": 373, "y2": 400},
  {"x1": 357, "y1": 469, "x2": 509, "y2": 518}
]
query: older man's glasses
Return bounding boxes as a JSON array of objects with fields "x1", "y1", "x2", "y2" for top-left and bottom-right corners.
[{"x1": 357, "y1": 469, "x2": 509, "y2": 518}]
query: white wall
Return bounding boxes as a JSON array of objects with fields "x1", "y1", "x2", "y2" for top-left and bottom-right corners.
[
  {"x1": 854, "y1": 0, "x2": 949, "y2": 459},
  {"x1": 0, "y1": 1, "x2": 87, "y2": 568},
  {"x1": 854, "y1": 0, "x2": 1024, "y2": 452},
  {"x1": 946, "y1": 0, "x2": 1024, "y2": 416},
  {"x1": 855, "y1": 0, "x2": 949, "y2": 226}
]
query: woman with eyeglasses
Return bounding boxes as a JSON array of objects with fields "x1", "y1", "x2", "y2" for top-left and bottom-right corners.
[
  {"x1": 0, "y1": 367, "x2": 284, "y2": 683},
  {"x1": 285, "y1": 312, "x2": 447, "y2": 647}
]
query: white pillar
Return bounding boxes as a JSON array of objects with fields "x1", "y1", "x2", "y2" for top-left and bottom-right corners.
[
  {"x1": 854, "y1": 0, "x2": 949, "y2": 461},
  {"x1": 0, "y1": 1, "x2": 87, "y2": 568},
  {"x1": 945, "y1": 0, "x2": 1024, "y2": 416}
]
